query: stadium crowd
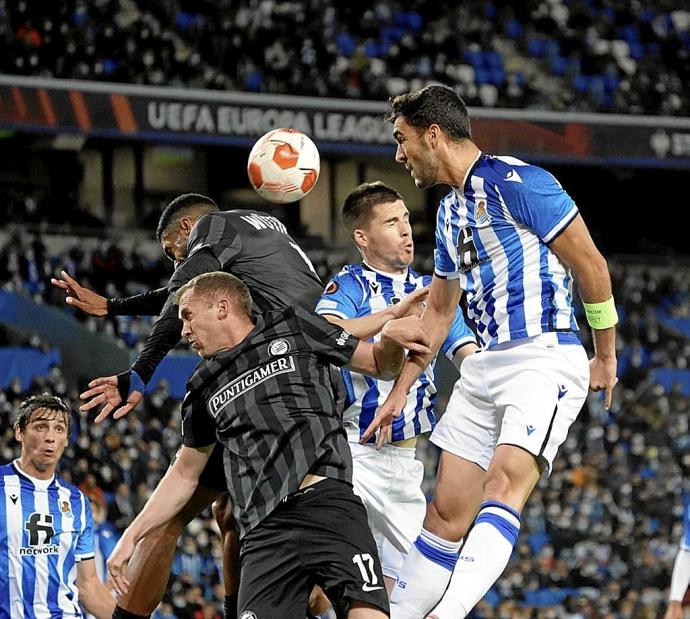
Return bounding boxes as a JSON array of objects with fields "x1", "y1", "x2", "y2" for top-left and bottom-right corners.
[
  {"x1": 1, "y1": 0, "x2": 688, "y2": 115},
  {"x1": 0, "y1": 228, "x2": 347, "y2": 350},
  {"x1": 3, "y1": 226, "x2": 690, "y2": 615}
]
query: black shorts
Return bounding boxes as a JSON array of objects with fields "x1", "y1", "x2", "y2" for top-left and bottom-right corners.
[
  {"x1": 238, "y1": 478, "x2": 390, "y2": 618},
  {"x1": 198, "y1": 442, "x2": 227, "y2": 492}
]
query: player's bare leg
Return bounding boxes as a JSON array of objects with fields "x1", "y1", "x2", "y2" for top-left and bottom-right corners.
[
  {"x1": 212, "y1": 493, "x2": 241, "y2": 618},
  {"x1": 429, "y1": 445, "x2": 540, "y2": 618},
  {"x1": 112, "y1": 484, "x2": 221, "y2": 619},
  {"x1": 424, "y1": 452, "x2": 485, "y2": 542},
  {"x1": 348, "y1": 600, "x2": 388, "y2": 618},
  {"x1": 391, "y1": 452, "x2": 485, "y2": 619}
]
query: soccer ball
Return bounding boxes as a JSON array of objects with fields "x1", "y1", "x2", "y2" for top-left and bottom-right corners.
[{"x1": 247, "y1": 128, "x2": 320, "y2": 204}]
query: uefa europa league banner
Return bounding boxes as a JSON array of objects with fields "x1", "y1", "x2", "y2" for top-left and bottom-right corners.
[{"x1": 1, "y1": 74, "x2": 689, "y2": 164}]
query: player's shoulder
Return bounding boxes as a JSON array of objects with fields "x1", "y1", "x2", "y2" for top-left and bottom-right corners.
[
  {"x1": 0, "y1": 462, "x2": 17, "y2": 480},
  {"x1": 482, "y1": 155, "x2": 560, "y2": 188},
  {"x1": 54, "y1": 475, "x2": 85, "y2": 497},
  {"x1": 335, "y1": 263, "x2": 366, "y2": 282},
  {"x1": 438, "y1": 189, "x2": 457, "y2": 210}
]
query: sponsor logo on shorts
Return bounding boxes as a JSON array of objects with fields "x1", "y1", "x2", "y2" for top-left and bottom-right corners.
[
  {"x1": 558, "y1": 384, "x2": 568, "y2": 400},
  {"x1": 208, "y1": 357, "x2": 296, "y2": 417},
  {"x1": 239, "y1": 612, "x2": 257, "y2": 619},
  {"x1": 362, "y1": 583, "x2": 384, "y2": 592},
  {"x1": 526, "y1": 424, "x2": 536, "y2": 436},
  {"x1": 457, "y1": 555, "x2": 475, "y2": 562}
]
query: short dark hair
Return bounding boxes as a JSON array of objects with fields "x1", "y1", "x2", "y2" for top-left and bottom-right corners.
[
  {"x1": 175, "y1": 271, "x2": 253, "y2": 319},
  {"x1": 386, "y1": 84, "x2": 472, "y2": 142},
  {"x1": 341, "y1": 181, "x2": 404, "y2": 235},
  {"x1": 14, "y1": 393, "x2": 71, "y2": 433},
  {"x1": 156, "y1": 193, "x2": 220, "y2": 242}
]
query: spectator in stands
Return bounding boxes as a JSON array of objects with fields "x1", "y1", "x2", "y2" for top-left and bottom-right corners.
[{"x1": 1, "y1": 0, "x2": 688, "y2": 114}]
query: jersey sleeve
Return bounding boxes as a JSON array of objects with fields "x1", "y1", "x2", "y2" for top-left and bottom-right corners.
[
  {"x1": 181, "y1": 389, "x2": 217, "y2": 448},
  {"x1": 75, "y1": 493, "x2": 95, "y2": 562},
  {"x1": 130, "y1": 248, "x2": 223, "y2": 384},
  {"x1": 293, "y1": 307, "x2": 359, "y2": 366},
  {"x1": 441, "y1": 307, "x2": 477, "y2": 360},
  {"x1": 187, "y1": 213, "x2": 242, "y2": 267},
  {"x1": 433, "y1": 195, "x2": 461, "y2": 280},
  {"x1": 314, "y1": 270, "x2": 364, "y2": 319},
  {"x1": 107, "y1": 287, "x2": 168, "y2": 316},
  {"x1": 501, "y1": 166, "x2": 579, "y2": 244}
]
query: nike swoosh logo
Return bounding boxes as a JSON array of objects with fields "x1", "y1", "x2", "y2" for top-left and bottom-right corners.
[{"x1": 362, "y1": 584, "x2": 384, "y2": 592}]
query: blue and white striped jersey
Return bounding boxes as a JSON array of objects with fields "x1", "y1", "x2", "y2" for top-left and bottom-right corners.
[
  {"x1": 434, "y1": 153, "x2": 580, "y2": 349},
  {"x1": 315, "y1": 263, "x2": 476, "y2": 443},
  {"x1": 0, "y1": 461, "x2": 95, "y2": 619}
]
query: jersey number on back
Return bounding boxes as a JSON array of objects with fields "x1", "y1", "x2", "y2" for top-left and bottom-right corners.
[{"x1": 289, "y1": 242, "x2": 318, "y2": 276}]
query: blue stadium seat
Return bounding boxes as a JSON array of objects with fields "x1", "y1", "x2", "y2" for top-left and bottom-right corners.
[
  {"x1": 504, "y1": 18, "x2": 522, "y2": 39},
  {"x1": 335, "y1": 31, "x2": 356, "y2": 56}
]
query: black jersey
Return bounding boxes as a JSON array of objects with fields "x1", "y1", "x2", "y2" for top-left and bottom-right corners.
[
  {"x1": 181, "y1": 306, "x2": 359, "y2": 537},
  {"x1": 131, "y1": 210, "x2": 324, "y2": 384}
]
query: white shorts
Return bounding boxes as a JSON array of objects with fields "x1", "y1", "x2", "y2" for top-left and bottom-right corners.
[
  {"x1": 431, "y1": 332, "x2": 589, "y2": 475},
  {"x1": 349, "y1": 441, "x2": 426, "y2": 580}
]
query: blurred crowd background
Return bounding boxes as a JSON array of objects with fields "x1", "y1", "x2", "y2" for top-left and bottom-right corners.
[
  {"x1": 3, "y1": 230, "x2": 690, "y2": 618},
  {"x1": 2, "y1": 0, "x2": 690, "y2": 617},
  {"x1": 1, "y1": 0, "x2": 688, "y2": 113}
]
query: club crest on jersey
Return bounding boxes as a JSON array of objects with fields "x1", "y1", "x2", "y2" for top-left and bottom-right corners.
[
  {"x1": 239, "y1": 612, "x2": 258, "y2": 619},
  {"x1": 268, "y1": 338, "x2": 291, "y2": 356},
  {"x1": 61, "y1": 500, "x2": 72, "y2": 515},
  {"x1": 324, "y1": 280, "x2": 339, "y2": 295},
  {"x1": 474, "y1": 199, "x2": 490, "y2": 225}
]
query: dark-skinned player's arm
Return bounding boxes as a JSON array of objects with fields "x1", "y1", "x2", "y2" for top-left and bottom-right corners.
[
  {"x1": 361, "y1": 275, "x2": 460, "y2": 448},
  {"x1": 51, "y1": 270, "x2": 168, "y2": 316},
  {"x1": 79, "y1": 248, "x2": 222, "y2": 422}
]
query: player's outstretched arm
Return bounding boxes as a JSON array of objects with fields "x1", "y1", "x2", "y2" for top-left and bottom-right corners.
[
  {"x1": 52, "y1": 270, "x2": 169, "y2": 316},
  {"x1": 80, "y1": 374, "x2": 144, "y2": 423},
  {"x1": 347, "y1": 315, "x2": 431, "y2": 381},
  {"x1": 549, "y1": 214, "x2": 618, "y2": 409},
  {"x1": 323, "y1": 286, "x2": 430, "y2": 340},
  {"x1": 51, "y1": 271, "x2": 108, "y2": 316},
  {"x1": 76, "y1": 558, "x2": 116, "y2": 619},
  {"x1": 361, "y1": 275, "x2": 460, "y2": 447},
  {"x1": 107, "y1": 444, "x2": 213, "y2": 596}
]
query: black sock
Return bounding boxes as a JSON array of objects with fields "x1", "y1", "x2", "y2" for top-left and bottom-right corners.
[
  {"x1": 224, "y1": 594, "x2": 238, "y2": 618},
  {"x1": 112, "y1": 606, "x2": 150, "y2": 619}
]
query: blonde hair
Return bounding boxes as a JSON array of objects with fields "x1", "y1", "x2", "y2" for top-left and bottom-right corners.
[{"x1": 175, "y1": 271, "x2": 252, "y2": 318}]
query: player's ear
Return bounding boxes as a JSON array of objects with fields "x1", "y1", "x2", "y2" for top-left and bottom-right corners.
[
  {"x1": 428, "y1": 123, "x2": 441, "y2": 147},
  {"x1": 14, "y1": 426, "x2": 24, "y2": 443},
  {"x1": 179, "y1": 216, "x2": 194, "y2": 234},
  {"x1": 353, "y1": 228, "x2": 367, "y2": 249},
  {"x1": 217, "y1": 298, "x2": 230, "y2": 318}
]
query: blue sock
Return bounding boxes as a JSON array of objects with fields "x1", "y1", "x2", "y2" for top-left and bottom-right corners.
[
  {"x1": 432, "y1": 501, "x2": 521, "y2": 618},
  {"x1": 390, "y1": 528, "x2": 462, "y2": 619}
]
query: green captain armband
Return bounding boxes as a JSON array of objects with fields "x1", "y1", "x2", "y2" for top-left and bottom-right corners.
[{"x1": 582, "y1": 297, "x2": 618, "y2": 329}]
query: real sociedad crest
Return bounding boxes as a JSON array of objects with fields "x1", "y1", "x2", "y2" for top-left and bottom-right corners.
[{"x1": 474, "y1": 199, "x2": 490, "y2": 225}]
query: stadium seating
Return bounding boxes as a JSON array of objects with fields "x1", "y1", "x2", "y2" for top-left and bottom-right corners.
[{"x1": 1, "y1": 0, "x2": 687, "y2": 114}]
